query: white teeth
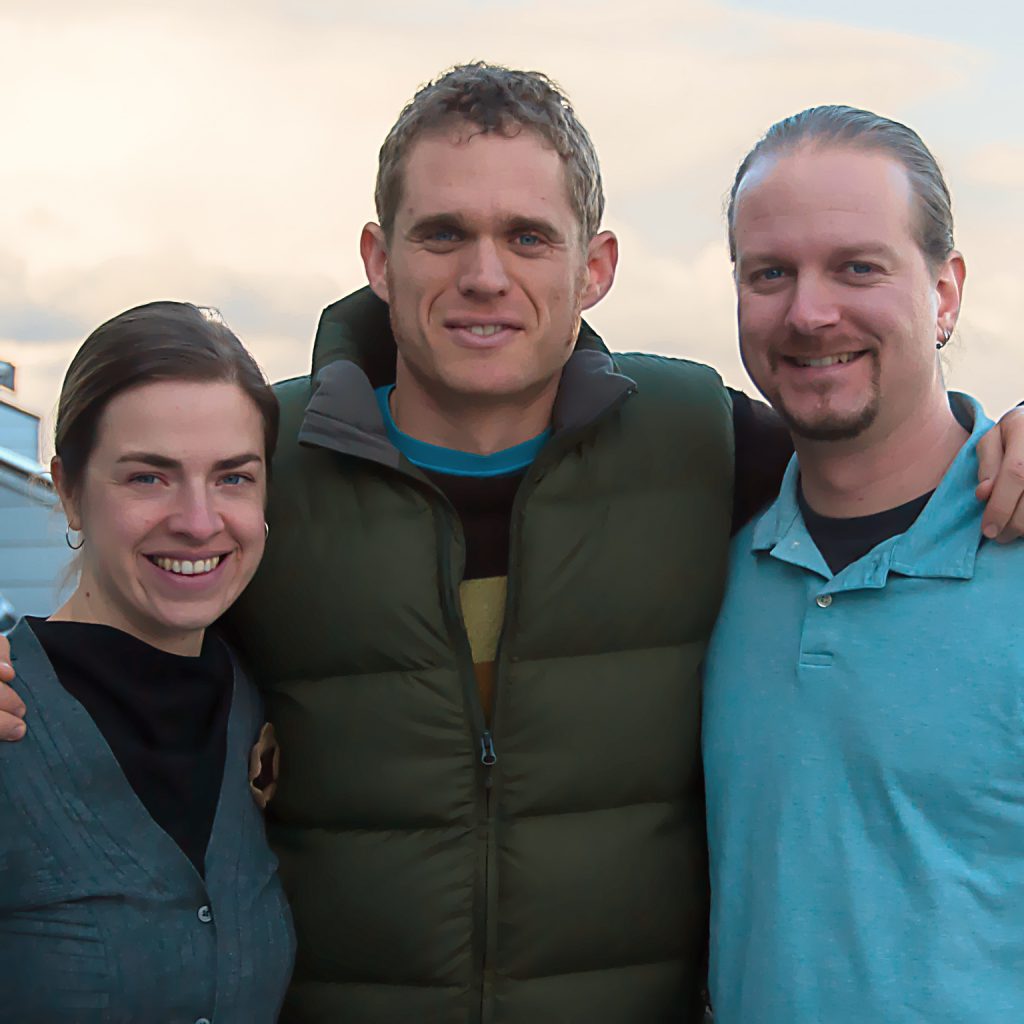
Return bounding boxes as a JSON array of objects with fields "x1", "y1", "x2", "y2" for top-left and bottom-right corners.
[
  {"x1": 468, "y1": 324, "x2": 502, "y2": 337},
  {"x1": 795, "y1": 353, "x2": 857, "y2": 368},
  {"x1": 152, "y1": 555, "x2": 222, "y2": 576}
]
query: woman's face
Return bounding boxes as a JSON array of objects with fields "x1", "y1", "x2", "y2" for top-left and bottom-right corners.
[{"x1": 56, "y1": 379, "x2": 268, "y2": 655}]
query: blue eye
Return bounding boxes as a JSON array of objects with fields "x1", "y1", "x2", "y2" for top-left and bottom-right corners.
[
  {"x1": 847, "y1": 262, "x2": 875, "y2": 275},
  {"x1": 516, "y1": 233, "x2": 542, "y2": 246},
  {"x1": 756, "y1": 267, "x2": 786, "y2": 282},
  {"x1": 131, "y1": 473, "x2": 160, "y2": 485},
  {"x1": 220, "y1": 473, "x2": 249, "y2": 486},
  {"x1": 425, "y1": 228, "x2": 461, "y2": 245}
]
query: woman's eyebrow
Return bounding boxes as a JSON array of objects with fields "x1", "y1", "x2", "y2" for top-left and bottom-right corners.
[{"x1": 116, "y1": 452, "x2": 263, "y2": 470}]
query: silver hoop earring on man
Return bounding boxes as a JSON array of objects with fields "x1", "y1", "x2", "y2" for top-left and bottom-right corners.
[
  {"x1": 936, "y1": 326, "x2": 952, "y2": 350},
  {"x1": 264, "y1": 522, "x2": 269, "y2": 540},
  {"x1": 65, "y1": 526, "x2": 85, "y2": 550}
]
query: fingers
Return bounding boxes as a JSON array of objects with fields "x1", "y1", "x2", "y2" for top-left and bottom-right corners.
[
  {"x1": 975, "y1": 428, "x2": 1003, "y2": 502},
  {"x1": 981, "y1": 457, "x2": 1024, "y2": 543},
  {"x1": 0, "y1": 683, "x2": 26, "y2": 741},
  {"x1": 249, "y1": 722, "x2": 279, "y2": 807},
  {"x1": 0, "y1": 632, "x2": 27, "y2": 739},
  {"x1": 979, "y1": 408, "x2": 1024, "y2": 542},
  {"x1": 994, "y1": 488, "x2": 1024, "y2": 544}
]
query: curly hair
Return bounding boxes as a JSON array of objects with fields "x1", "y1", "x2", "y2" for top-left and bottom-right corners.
[{"x1": 375, "y1": 62, "x2": 604, "y2": 240}]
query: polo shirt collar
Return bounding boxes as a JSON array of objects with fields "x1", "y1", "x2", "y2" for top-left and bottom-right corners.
[{"x1": 751, "y1": 393, "x2": 992, "y2": 588}]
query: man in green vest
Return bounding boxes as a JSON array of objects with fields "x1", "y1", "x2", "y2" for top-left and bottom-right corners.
[
  {"x1": 226, "y1": 62, "x2": 756, "y2": 1022},
  {"x1": 1, "y1": 65, "x2": 1022, "y2": 1024}
]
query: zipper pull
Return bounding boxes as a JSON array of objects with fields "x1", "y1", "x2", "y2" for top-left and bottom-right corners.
[{"x1": 480, "y1": 730, "x2": 497, "y2": 767}]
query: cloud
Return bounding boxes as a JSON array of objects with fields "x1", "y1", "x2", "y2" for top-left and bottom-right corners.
[
  {"x1": 0, "y1": 0, "x2": 1017, "y2": 423},
  {"x1": 963, "y1": 143, "x2": 1024, "y2": 190},
  {"x1": 0, "y1": 304, "x2": 89, "y2": 344}
]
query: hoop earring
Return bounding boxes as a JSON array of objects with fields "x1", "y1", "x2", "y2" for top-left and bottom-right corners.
[
  {"x1": 264, "y1": 522, "x2": 269, "y2": 540},
  {"x1": 65, "y1": 526, "x2": 84, "y2": 550},
  {"x1": 936, "y1": 326, "x2": 952, "y2": 350}
]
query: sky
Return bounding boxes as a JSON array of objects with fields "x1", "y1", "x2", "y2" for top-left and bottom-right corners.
[{"x1": 3, "y1": 0, "x2": 1022, "y2": 459}]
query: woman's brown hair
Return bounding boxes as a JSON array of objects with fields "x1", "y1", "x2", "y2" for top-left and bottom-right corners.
[{"x1": 55, "y1": 301, "x2": 279, "y2": 496}]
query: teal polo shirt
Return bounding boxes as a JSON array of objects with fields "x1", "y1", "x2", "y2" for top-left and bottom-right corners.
[{"x1": 702, "y1": 395, "x2": 1024, "y2": 1024}]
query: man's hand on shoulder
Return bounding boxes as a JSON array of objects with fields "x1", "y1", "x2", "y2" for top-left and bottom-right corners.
[
  {"x1": 249, "y1": 722, "x2": 280, "y2": 809},
  {"x1": 976, "y1": 405, "x2": 1024, "y2": 543},
  {"x1": 0, "y1": 632, "x2": 26, "y2": 741}
]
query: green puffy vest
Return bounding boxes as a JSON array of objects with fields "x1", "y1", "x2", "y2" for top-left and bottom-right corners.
[{"x1": 226, "y1": 289, "x2": 734, "y2": 1024}]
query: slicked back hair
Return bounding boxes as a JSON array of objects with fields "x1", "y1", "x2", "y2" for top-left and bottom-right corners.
[
  {"x1": 375, "y1": 62, "x2": 604, "y2": 241},
  {"x1": 727, "y1": 105, "x2": 954, "y2": 270}
]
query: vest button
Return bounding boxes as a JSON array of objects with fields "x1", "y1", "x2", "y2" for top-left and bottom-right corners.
[
  {"x1": 197, "y1": 905, "x2": 213, "y2": 923},
  {"x1": 815, "y1": 594, "x2": 833, "y2": 608}
]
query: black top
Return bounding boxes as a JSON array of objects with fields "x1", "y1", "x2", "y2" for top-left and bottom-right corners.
[
  {"x1": 421, "y1": 469, "x2": 523, "y2": 580},
  {"x1": 798, "y1": 488, "x2": 934, "y2": 575},
  {"x1": 425, "y1": 388, "x2": 793, "y2": 583},
  {"x1": 25, "y1": 618, "x2": 231, "y2": 876},
  {"x1": 730, "y1": 389, "x2": 795, "y2": 532}
]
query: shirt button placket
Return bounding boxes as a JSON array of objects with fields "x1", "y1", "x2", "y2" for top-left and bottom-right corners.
[{"x1": 195, "y1": 905, "x2": 214, "y2": 1023}]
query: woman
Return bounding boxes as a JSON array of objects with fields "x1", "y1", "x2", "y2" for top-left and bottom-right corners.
[{"x1": 0, "y1": 301, "x2": 295, "y2": 1021}]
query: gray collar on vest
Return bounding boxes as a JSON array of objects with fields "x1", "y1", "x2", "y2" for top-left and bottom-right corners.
[{"x1": 299, "y1": 287, "x2": 636, "y2": 465}]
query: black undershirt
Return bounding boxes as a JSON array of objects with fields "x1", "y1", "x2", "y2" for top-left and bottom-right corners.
[
  {"x1": 729, "y1": 388, "x2": 795, "y2": 534},
  {"x1": 26, "y1": 618, "x2": 231, "y2": 876},
  {"x1": 422, "y1": 469, "x2": 523, "y2": 580},
  {"x1": 797, "y1": 489, "x2": 934, "y2": 575}
]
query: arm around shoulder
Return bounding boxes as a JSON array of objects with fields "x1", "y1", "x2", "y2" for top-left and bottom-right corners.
[
  {"x1": 975, "y1": 404, "x2": 1024, "y2": 542},
  {"x1": 0, "y1": 631, "x2": 26, "y2": 741}
]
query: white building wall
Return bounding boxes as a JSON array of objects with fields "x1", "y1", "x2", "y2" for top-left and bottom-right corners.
[
  {"x1": 0, "y1": 402, "x2": 41, "y2": 461},
  {"x1": 0, "y1": 454, "x2": 73, "y2": 617}
]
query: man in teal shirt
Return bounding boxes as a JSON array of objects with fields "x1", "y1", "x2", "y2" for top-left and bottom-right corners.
[{"x1": 703, "y1": 105, "x2": 1024, "y2": 1022}]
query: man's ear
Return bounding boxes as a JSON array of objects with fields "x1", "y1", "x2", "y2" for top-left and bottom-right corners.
[
  {"x1": 50, "y1": 457, "x2": 81, "y2": 531},
  {"x1": 580, "y1": 230, "x2": 618, "y2": 312},
  {"x1": 360, "y1": 223, "x2": 390, "y2": 304},
  {"x1": 936, "y1": 250, "x2": 966, "y2": 337}
]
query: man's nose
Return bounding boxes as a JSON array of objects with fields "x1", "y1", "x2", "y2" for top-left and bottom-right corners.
[
  {"x1": 458, "y1": 237, "x2": 511, "y2": 297},
  {"x1": 785, "y1": 273, "x2": 841, "y2": 334},
  {"x1": 168, "y1": 485, "x2": 224, "y2": 539}
]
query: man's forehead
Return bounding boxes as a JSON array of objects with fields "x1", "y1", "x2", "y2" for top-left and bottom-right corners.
[
  {"x1": 734, "y1": 144, "x2": 916, "y2": 235},
  {"x1": 395, "y1": 128, "x2": 574, "y2": 224},
  {"x1": 737, "y1": 143, "x2": 913, "y2": 204}
]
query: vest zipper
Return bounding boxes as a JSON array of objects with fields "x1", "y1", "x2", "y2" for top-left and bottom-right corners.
[
  {"x1": 431, "y1": 492, "x2": 495, "y2": 1024},
  {"x1": 479, "y1": 730, "x2": 497, "y2": 770}
]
